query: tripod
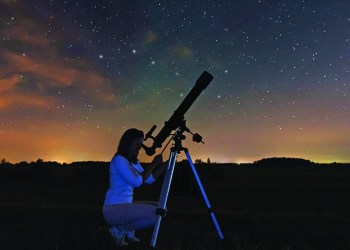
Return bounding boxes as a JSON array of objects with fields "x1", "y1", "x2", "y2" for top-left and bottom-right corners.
[{"x1": 150, "y1": 125, "x2": 224, "y2": 247}]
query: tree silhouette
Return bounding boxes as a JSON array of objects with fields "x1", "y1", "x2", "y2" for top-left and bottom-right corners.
[
  {"x1": 254, "y1": 157, "x2": 315, "y2": 167},
  {"x1": 195, "y1": 159, "x2": 203, "y2": 164}
]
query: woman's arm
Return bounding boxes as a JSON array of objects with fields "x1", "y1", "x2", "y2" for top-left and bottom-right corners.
[
  {"x1": 141, "y1": 154, "x2": 163, "y2": 182},
  {"x1": 152, "y1": 162, "x2": 167, "y2": 179}
]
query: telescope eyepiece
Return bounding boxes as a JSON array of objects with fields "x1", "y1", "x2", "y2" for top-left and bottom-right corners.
[{"x1": 141, "y1": 144, "x2": 156, "y2": 156}]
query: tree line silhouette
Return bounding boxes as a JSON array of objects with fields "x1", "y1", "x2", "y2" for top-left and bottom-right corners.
[{"x1": 1, "y1": 157, "x2": 349, "y2": 168}]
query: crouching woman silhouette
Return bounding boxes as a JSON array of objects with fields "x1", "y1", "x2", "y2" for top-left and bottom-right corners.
[{"x1": 103, "y1": 128, "x2": 166, "y2": 246}]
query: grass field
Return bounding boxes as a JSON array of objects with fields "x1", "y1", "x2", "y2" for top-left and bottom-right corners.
[{"x1": 1, "y1": 162, "x2": 350, "y2": 249}]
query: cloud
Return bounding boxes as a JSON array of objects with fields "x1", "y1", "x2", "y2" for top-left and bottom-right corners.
[
  {"x1": 0, "y1": 91, "x2": 53, "y2": 109},
  {"x1": 1, "y1": 50, "x2": 118, "y2": 110},
  {"x1": 0, "y1": 74, "x2": 19, "y2": 92},
  {"x1": 0, "y1": 74, "x2": 54, "y2": 108},
  {"x1": 0, "y1": 8, "x2": 119, "y2": 112},
  {"x1": 3, "y1": 18, "x2": 51, "y2": 49}
]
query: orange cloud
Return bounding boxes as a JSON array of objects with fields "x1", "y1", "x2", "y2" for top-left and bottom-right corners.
[
  {"x1": 0, "y1": 74, "x2": 55, "y2": 108},
  {"x1": 0, "y1": 92, "x2": 53, "y2": 109},
  {"x1": 3, "y1": 21, "x2": 51, "y2": 49},
  {"x1": 0, "y1": 74, "x2": 20, "y2": 92},
  {"x1": 1, "y1": 1, "x2": 118, "y2": 109},
  {"x1": 4, "y1": 52, "x2": 77, "y2": 85},
  {"x1": 2, "y1": 50, "x2": 118, "y2": 107}
]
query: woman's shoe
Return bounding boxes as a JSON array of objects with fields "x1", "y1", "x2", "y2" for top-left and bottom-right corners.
[
  {"x1": 125, "y1": 231, "x2": 141, "y2": 242},
  {"x1": 109, "y1": 227, "x2": 128, "y2": 246}
]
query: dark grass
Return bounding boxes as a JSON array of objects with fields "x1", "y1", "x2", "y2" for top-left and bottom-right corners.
[{"x1": 1, "y1": 163, "x2": 350, "y2": 249}]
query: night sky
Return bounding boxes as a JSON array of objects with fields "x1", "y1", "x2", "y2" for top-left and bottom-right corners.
[{"x1": 1, "y1": 0, "x2": 349, "y2": 164}]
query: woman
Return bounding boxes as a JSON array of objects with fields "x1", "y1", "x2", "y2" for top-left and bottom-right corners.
[{"x1": 103, "y1": 128, "x2": 165, "y2": 246}]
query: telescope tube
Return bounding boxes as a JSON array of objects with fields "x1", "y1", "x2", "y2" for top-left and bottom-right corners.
[{"x1": 150, "y1": 71, "x2": 213, "y2": 151}]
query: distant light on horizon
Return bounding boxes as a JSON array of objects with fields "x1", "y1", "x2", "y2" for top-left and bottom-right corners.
[{"x1": 234, "y1": 159, "x2": 253, "y2": 164}]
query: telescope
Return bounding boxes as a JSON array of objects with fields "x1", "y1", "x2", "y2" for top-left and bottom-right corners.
[
  {"x1": 144, "y1": 71, "x2": 224, "y2": 247},
  {"x1": 142, "y1": 71, "x2": 213, "y2": 156}
]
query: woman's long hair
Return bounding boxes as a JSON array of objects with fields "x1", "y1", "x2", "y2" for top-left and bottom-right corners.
[{"x1": 116, "y1": 128, "x2": 144, "y2": 164}]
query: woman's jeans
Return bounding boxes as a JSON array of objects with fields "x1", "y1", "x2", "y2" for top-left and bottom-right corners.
[{"x1": 103, "y1": 201, "x2": 157, "y2": 231}]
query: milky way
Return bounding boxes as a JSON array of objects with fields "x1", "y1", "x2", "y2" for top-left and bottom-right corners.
[{"x1": 1, "y1": 0, "x2": 349, "y2": 163}]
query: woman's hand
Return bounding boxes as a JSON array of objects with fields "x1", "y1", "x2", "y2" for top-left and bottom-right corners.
[
  {"x1": 152, "y1": 161, "x2": 167, "y2": 179},
  {"x1": 142, "y1": 154, "x2": 163, "y2": 183}
]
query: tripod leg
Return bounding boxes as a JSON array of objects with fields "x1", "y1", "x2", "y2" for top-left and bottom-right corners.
[
  {"x1": 185, "y1": 150, "x2": 224, "y2": 240},
  {"x1": 150, "y1": 150, "x2": 178, "y2": 247}
]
